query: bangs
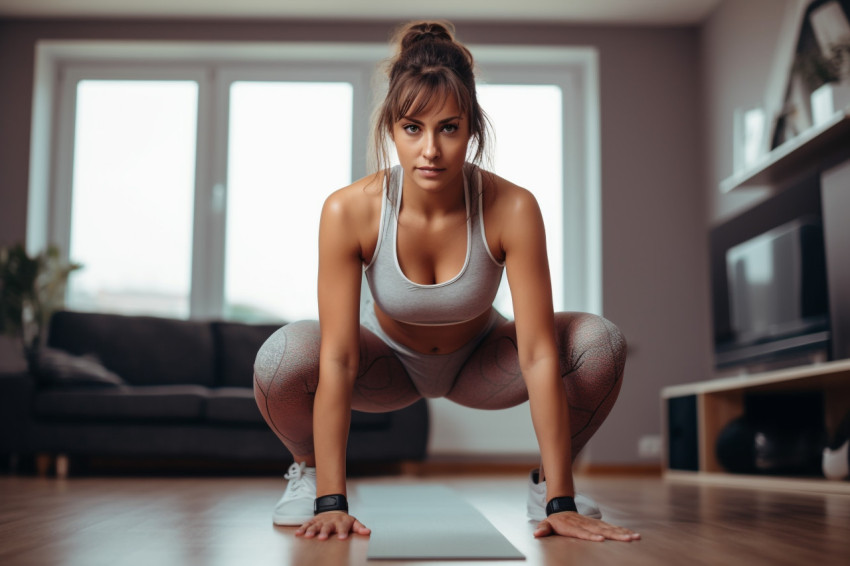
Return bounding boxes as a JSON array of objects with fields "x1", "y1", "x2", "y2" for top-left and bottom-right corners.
[{"x1": 390, "y1": 70, "x2": 471, "y2": 121}]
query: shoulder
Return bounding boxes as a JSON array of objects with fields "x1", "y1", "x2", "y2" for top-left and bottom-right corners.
[
  {"x1": 320, "y1": 172, "x2": 385, "y2": 260},
  {"x1": 478, "y1": 170, "x2": 541, "y2": 224},
  {"x1": 322, "y1": 172, "x2": 384, "y2": 226},
  {"x1": 476, "y1": 169, "x2": 545, "y2": 261}
]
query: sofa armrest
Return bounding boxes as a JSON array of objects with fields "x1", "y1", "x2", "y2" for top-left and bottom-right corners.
[{"x1": 0, "y1": 371, "x2": 36, "y2": 455}]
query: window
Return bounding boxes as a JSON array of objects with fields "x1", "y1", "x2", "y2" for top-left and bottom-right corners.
[
  {"x1": 37, "y1": 42, "x2": 599, "y2": 325},
  {"x1": 224, "y1": 81, "x2": 353, "y2": 322},
  {"x1": 477, "y1": 83, "x2": 564, "y2": 318},
  {"x1": 66, "y1": 79, "x2": 198, "y2": 318}
]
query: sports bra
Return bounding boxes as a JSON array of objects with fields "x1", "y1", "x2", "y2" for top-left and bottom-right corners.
[{"x1": 364, "y1": 164, "x2": 505, "y2": 326}]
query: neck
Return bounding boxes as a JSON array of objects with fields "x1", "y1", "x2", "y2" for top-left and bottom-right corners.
[{"x1": 400, "y1": 169, "x2": 466, "y2": 218}]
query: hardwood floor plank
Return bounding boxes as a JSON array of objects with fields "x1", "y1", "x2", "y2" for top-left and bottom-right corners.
[{"x1": 1, "y1": 473, "x2": 848, "y2": 565}]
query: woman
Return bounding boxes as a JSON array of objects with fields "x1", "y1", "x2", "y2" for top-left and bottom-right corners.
[{"x1": 254, "y1": 20, "x2": 639, "y2": 543}]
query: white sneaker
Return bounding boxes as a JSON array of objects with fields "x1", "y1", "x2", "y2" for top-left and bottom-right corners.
[
  {"x1": 272, "y1": 462, "x2": 317, "y2": 526},
  {"x1": 526, "y1": 468, "x2": 602, "y2": 521}
]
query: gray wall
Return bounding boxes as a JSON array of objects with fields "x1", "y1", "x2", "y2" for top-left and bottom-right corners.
[
  {"x1": 0, "y1": 18, "x2": 709, "y2": 464},
  {"x1": 701, "y1": 0, "x2": 801, "y2": 225}
]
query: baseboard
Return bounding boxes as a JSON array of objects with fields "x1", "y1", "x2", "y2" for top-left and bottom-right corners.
[
  {"x1": 575, "y1": 463, "x2": 663, "y2": 476},
  {"x1": 401, "y1": 458, "x2": 663, "y2": 477},
  {"x1": 401, "y1": 457, "x2": 537, "y2": 477}
]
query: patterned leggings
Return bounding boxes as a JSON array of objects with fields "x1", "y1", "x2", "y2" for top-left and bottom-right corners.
[{"x1": 253, "y1": 312, "x2": 627, "y2": 460}]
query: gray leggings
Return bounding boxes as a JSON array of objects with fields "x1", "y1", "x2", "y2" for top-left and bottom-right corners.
[{"x1": 253, "y1": 312, "x2": 627, "y2": 460}]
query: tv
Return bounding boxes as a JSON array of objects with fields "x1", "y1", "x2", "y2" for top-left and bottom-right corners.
[{"x1": 715, "y1": 217, "x2": 830, "y2": 369}]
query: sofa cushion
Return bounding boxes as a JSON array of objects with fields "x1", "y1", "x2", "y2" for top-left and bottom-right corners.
[
  {"x1": 205, "y1": 387, "x2": 265, "y2": 424},
  {"x1": 35, "y1": 385, "x2": 209, "y2": 421},
  {"x1": 48, "y1": 311, "x2": 215, "y2": 387},
  {"x1": 33, "y1": 347, "x2": 126, "y2": 389},
  {"x1": 212, "y1": 321, "x2": 282, "y2": 388},
  {"x1": 206, "y1": 388, "x2": 394, "y2": 431}
]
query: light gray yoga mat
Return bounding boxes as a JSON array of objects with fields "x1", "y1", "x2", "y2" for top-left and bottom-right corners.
[{"x1": 356, "y1": 484, "x2": 525, "y2": 560}]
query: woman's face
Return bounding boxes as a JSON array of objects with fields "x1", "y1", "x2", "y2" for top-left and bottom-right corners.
[{"x1": 391, "y1": 94, "x2": 471, "y2": 194}]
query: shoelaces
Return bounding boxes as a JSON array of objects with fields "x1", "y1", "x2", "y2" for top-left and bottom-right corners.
[{"x1": 283, "y1": 462, "x2": 312, "y2": 496}]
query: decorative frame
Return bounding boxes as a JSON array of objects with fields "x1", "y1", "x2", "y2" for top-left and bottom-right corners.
[{"x1": 770, "y1": 0, "x2": 850, "y2": 149}]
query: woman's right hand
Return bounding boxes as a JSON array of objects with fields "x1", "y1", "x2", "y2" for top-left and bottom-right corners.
[{"x1": 295, "y1": 512, "x2": 371, "y2": 540}]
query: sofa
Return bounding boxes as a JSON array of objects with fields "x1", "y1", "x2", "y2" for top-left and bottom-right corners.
[{"x1": 0, "y1": 311, "x2": 429, "y2": 473}]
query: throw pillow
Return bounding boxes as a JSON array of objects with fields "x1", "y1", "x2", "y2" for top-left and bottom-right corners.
[{"x1": 34, "y1": 347, "x2": 126, "y2": 388}]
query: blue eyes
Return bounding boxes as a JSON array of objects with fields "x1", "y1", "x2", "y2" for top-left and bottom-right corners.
[{"x1": 402, "y1": 124, "x2": 459, "y2": 134}]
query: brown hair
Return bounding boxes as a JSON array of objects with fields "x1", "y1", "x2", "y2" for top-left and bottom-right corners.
[{"x1": 370, "y1": 21, "x2": 492, "y2": 179}]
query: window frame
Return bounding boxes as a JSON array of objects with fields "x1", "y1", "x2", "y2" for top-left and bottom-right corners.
[
  {"x1": 30, "y1": 40, "x2": 600, "y2": 321},
  {"x1": 474, "y1": 55, "x2": 599, "y2": 314},
  {"x1": 207, "y1": 64, "x2": 371, "y2": 319}
]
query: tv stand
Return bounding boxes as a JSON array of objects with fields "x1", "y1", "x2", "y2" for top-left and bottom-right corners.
[{"x1": 662, "y1": 359, "x2": 850, "y2": 494}]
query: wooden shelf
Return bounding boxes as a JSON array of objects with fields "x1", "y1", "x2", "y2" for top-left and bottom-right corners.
[
  {"x1": 662, "y1": 359, "x2": 850, "y2": 494},
  {"x1": 720, "y1": 109, "x2": 850, "y2": 193},
  {"x1": 663, "y1": 358, "x2": 850, "y2": 398}
]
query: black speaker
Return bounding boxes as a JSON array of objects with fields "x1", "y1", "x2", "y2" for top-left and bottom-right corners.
[{"x1": 667, "y1": 395, "x2": 699, "y2": 471}]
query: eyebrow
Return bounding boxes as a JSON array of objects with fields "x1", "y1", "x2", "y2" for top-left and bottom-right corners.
[{"x1": 401, "y1": 115, "x2": 463, "y2": 124}]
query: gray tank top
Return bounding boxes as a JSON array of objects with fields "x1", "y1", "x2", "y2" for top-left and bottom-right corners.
[{"x1": 364, "y1": 164, "x2": 505, "y2": 326}]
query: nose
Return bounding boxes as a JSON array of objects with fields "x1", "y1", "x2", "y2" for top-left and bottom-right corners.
[{"x1": 423, "y1": 132, "x2": 440, "y2": 160}]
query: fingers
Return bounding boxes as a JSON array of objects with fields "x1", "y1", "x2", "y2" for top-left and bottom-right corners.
[
  {"x1": 536, "y1": 512, "x2": 641, "y2": 542},
  {"x1": 586, "y1": 521, "x2": 640, "y2": 542},
  {"x1": 294, "y1": 514, "x2": 371, "y2": 540},
  {"x1": 605, "y1": 526, "x2": 641, "y2": 542},
  {"x1": 352, "y1": 519, "x2": 372, "y2": 535},
  {"x1": 534, "y1": 517, "x2": 604, "y2": 541},
  {"x1": 533, "y1": 521, "x2": 553, "y2": 538}
]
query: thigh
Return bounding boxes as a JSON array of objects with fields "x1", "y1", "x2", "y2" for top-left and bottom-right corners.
[
  {"x1": 353, "y1": 325, "x2": 422, "y2": 412},
  {"x1": 446, "y1": 316, "x2": 526, "y2": 409},
  {"x1": 254, "y1": 320, "x2": 421, "y2": 414},
  {"x1": 446, "y1": 312, "x2": 626, "y2": 412}
]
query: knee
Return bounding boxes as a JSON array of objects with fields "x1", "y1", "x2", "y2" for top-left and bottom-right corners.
[
  {"x1": 253, "y1": 320, "x2": 320, "y2": 395},
  {"x1": 596, "y1": 315, "x2": 627, "y2": 371},
  {"x1": 556, "y1": 312, "x2": 627, "y2": 380}
]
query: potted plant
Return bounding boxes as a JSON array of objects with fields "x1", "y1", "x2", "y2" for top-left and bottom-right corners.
[
  {"x1": 0, "y1": 244, "x2": 82, "y2": 366},
  {"x1": 796, "y1": 41, "x2": 850, "y2": 126}
]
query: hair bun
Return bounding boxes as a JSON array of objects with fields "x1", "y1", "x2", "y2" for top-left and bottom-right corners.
[{"x1": 398, "y1": 21, "x2": 455, "y2": 51}]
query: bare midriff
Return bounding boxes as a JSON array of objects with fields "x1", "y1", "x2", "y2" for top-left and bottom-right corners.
[{"x1": 372, "y1": 302, "x2": 493, "y2": 354}]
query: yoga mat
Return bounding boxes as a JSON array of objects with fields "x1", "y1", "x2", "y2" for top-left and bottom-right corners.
[{"x1": 356, "y1": 484, "x2": 525, "y2": 560}]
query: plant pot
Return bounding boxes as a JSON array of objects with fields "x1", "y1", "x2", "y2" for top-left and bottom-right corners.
[{"x1": 811, "y1": 81, "x2": 850, "y2": 126}]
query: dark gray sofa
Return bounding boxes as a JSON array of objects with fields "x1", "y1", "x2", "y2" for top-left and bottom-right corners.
[{"x1": 0, "y1": 311, "x2": 429, "y2": 472}]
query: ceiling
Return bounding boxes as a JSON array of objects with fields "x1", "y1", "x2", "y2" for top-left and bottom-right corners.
[{"x1": 0, "y1": 0, "x2": 724, "y2": 25}]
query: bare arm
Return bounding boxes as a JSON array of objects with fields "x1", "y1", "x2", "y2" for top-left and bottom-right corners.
[
  {"x1": 500, "y1": 185, "x2": 638, "y2": 542},
  {"x1": 297, "y1": 189, "x2": 371, "y2": 540},
  {"x1": 500, "y1": 187, "x2": 573, "y2": 501}
]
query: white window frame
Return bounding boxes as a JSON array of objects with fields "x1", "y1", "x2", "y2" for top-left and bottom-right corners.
[
  {"x1": 473, "y1": 46, "x2": 601, "y2": 314},
  {"x1": 206, "y1": 64, "x2": 372, "y2": 319},
  {"x1": 52, "y1": 65, "x2": 208, "y2": 319},
  {"x1": 28, "y1": 40, "x2": 600, "y2": 324}
]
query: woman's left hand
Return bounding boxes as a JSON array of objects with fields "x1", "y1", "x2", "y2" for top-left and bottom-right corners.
[{"x1": 533, "y1": 512, "x2": 641, "y2": 542}]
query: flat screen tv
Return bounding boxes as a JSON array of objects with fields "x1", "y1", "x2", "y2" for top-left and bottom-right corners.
[{"x1": 715, "y1": 217, "x2": 830, "y2": 368}]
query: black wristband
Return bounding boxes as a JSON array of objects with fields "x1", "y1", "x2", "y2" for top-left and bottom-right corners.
[
  {"x1": 545, "y1": 496, "x2": 578, "y2": 516},
  {"x1": 314, "y1": 494, "x2": 348, "y2": 515}
]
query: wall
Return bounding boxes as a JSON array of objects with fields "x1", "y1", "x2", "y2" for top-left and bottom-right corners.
[
  {"x1": 0, "y1": 18, "x2": 709, "y2": 464},
  {"x1": 701, "y1": 0, "x2": 805, "y2": 225}
]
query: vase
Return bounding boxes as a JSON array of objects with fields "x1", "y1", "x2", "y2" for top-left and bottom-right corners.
[{"x1": 811, "y1": 81, "x2": 850, "y2": 126}]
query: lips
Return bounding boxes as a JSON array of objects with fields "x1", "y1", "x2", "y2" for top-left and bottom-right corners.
[{"x1": 416, "y1": 167, "x2": 446, "y2": 177}]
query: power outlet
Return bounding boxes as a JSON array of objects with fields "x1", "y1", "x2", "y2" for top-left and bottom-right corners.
[{"x1": 638, "y1": 434, "x2": 662, "y2": 459}]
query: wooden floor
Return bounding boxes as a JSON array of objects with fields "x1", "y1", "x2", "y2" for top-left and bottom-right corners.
[{"x1": 1, "y1": 471, "x2": 849, "y2": 566}]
